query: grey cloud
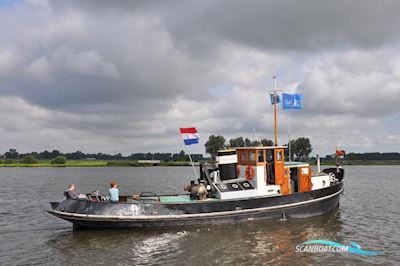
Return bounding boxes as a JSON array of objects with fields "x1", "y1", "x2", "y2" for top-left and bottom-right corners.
[
  {"x1": 53, "y1": 0, "x2": 400, "y2": 52},
  {"x1": 299, "y1": 49, "x2": 400, "y2": 118},
  {"x1": 4, "y1": 0, "x2": 400, "y2": 114},
  {"x1": 0, "y1": 5, "x2": 216, "y2": 112},
  {"x1": 0, "y1": 0, "x2": 400, "y2": 155}
]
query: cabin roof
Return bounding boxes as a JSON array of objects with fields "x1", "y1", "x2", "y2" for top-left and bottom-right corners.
[
  {"x1": 217, "y1": 149, "x2": 237, "y2": 153},
  {"x1": 235, "y1": 146, "x2": 287, "y2": 150},
  {"x1": 284, "y1": 161, "x2": 309, "y2": 167}
]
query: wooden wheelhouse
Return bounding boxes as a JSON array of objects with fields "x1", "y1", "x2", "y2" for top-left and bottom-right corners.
[{"x1": 236, "y1": 146, "x2": 312, "y2": 195}]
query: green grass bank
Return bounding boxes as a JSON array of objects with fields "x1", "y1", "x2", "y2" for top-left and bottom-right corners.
[{"x1": 0, "y1": 160, "x2": 204, "y2": 167}]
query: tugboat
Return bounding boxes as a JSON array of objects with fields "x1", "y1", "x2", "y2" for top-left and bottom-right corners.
[
  {"x1": 47, "y1": 81, "x2": 344, "y2": 229},
  {"x1": 48, "y1": 146, "x2": 344, "y2": 229}
]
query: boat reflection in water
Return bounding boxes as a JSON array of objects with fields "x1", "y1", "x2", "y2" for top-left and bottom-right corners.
[
  {"x1": 46, "y1": 210, "x2": 344, "y2": 265},
  {"x1": 248, "y1": 212, "x2": 343, "y2": 265}
]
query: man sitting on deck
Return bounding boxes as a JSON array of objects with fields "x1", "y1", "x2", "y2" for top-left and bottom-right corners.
[
  {"x1": 109, "y1": 181, "x2": 119, "y2": 203},
  {"x1": 63, "y1": 184, "x2": 87, "y2": 200},
  {"x1": 197, "y1": 182, "x2": 208, "y2": 200},
  {"x1": 184, "y1": 180, "x2": 208, "y2": 200},
  {"x1": 184, "y1": 180, "x2": 197, "y2": 199}
]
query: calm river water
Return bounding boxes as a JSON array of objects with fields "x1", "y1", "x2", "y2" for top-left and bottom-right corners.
[{"x1": 0, "y1": 166, "x2": 399, "y2": 265}]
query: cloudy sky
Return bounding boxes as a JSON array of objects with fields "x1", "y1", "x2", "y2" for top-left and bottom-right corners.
[{"x1": 1, "y1": 0, "x2": 400, "y2": 156}]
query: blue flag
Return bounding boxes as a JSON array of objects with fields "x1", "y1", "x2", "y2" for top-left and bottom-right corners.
[
  {"x1": 269, "y1": 93, "x2": 281, "y2": 105},
  {"x1": 282, "y1": 93, "x2": 302, "y2": 110}
]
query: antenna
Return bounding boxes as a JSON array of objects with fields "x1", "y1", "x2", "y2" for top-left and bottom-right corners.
[
  {"x1": 253, "y1": 127, "x2": 260, "y2": 146},
  {"x1": 273, "y1": 76, "x2": 278, "y2": 146}
]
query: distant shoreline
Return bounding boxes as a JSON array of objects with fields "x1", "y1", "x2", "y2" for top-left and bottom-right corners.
[
  {"x1": 0, "y1": 160, "x2": 202, "y2": 167},
  {"x1": 0, "y1": 159, "x2": 399, "y2": 167},
  {"x1": 316, "y1": 160, "x2": 400, "y2": 166}
]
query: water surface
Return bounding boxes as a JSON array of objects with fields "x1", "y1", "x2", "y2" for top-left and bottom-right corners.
[{"x1": 0, "y1": 166, "x2": 399, "y2": 265}]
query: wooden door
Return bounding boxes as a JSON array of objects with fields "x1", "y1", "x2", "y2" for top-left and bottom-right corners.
[
  {"x1": 299, "y1": 166, "x2": 312, "y2": 192},
  {"x1": 274, "y1": 149, "x2": 284, "y2": 185}
]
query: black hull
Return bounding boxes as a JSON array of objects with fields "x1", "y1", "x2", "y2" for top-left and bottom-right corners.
[{"x1": 48, "y1": 182, "x2": 343, "y2": 229}]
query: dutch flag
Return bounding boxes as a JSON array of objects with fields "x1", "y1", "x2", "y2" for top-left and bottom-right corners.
[{"x1": 180, "y1": 127, "x2": 200, "y2": 145}]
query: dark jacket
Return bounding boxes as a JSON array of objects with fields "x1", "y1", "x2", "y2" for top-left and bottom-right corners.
[{"x1": 63, "y1": 189, "x2": 79, "y2": 200}]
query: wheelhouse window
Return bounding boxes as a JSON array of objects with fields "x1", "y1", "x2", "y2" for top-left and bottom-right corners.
[
  {"x1": 249, "y1": 150, "x2": 256, "y2": 162},
  {"x1": 276, "y1": 150, "x2": 283, "y2": 161},
  {"x1": 240, "y1": 150, "x2": 248, "y2": 163},
  {"x1": 258, "y1": 150, "x2": 265, "y2": 162},
  {"x1": 266, "y1": 150, "x2": 273, "y2": 162}
]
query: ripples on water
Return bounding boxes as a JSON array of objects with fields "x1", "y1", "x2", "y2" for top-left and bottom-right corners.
[{"x1": 0, "y1": 166, "x2": 399, "y2": 265}]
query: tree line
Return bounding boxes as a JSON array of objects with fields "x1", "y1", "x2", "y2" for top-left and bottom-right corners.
[
  {"x1": 2, "y1": 149, "x2": 205, "y2": 163},
  {"x1": 204, "y1": 135, "x2": 313, "y2": 161},
  {"x1": 323, "y1": 152, "x2": 400, "y2": 161},
  {"x1": 4, "y1": 145, "x2": 399, "y2": 165}
]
